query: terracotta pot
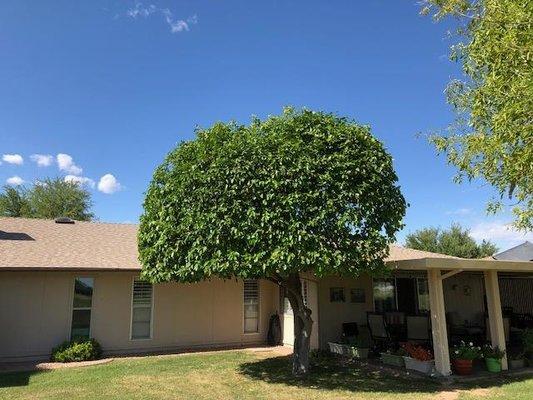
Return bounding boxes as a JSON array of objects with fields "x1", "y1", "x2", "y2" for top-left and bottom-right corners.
[{"x1": 453, "y1": 359, "x2": 473, "y2": 375}]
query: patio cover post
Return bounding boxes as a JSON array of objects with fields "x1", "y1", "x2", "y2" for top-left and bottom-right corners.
[
  {"x1": 484, "y1": 270, "x2": 508, "y2": 370},
  {"x1": 427, "y1": 269, "x2": 451, "y2": 376}
]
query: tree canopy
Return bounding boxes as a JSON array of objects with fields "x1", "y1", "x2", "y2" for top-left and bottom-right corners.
[
  {"x1": 422, "y1": 0, "x2": 533, "y2": 230},
  {"x1": 139, "y1": 108, "x2": 407, "y2": 375},
  {"x1": 405, "y1": 223, "x2": 498, "y2": 258},
  {"x1": 139, "y1": 109, "x2": 406, "y2": 283},
  {"x1": 0, "y1": 178, "x2": 94, "y2": 221}
]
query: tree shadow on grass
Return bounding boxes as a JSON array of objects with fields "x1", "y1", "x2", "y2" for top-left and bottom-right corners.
[
  {"x1": 0, "y1": 370, "x2": 46, "y2": 388},
  {"x1": 239, "y1": 355, "x2": 441, "y2": 395}
]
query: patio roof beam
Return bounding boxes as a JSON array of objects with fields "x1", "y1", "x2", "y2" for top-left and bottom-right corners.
[{"x1": 440, "y1": 269, "x2": 463, "y2": 280}]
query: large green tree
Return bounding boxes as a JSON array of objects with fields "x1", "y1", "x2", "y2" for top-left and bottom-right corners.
[
  {"x1": 405, "y1": 223, "x2": 498, "y2": 258},
  {"x1": 138, "y1": 109, "x2": 406, "y2": 375},
  {"x1": 422, "y1": 0, "x2": 533, "y2": 230},
  {"x1": 0, "y1": 178, "x2": 94, "y2": 221},
  {"x1": 0, "y1": 186, "x2": 30, "y2": 217}
]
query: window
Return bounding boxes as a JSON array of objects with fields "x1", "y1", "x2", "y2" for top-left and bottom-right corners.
[
  {"x1": 243, "y1": 279, "x2": 259, "y2": 333},
  {"x1": 131, "y1": 279, "x2": 153, "y2": 340},
  {"x1": 373, "y1": 279, "x2": 396, "y2": 312},
  {"x1": 330, "y1": 287, "x2": 345, "y2": 303},
  {"x1": 71, "y1": 277, "x2": 94, "y2": 339},
  {"x1": 416, "y1": 278, "x2": 430, "y2": 312}
]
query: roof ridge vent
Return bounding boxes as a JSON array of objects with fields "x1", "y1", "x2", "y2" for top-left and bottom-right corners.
[{"x1": 54, "y1": 217, "x2": 75, "y2": 224}]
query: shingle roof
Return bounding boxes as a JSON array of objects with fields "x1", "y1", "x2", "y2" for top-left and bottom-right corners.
[
  {"x1": 386, "y1": 244, "x2": 458, "y2": 262},
  {"x1": 0, "y1": 217, "x2": 140, "y2": 270},
  {"x1": 0, "y1": 217, "x2": 457, "y2": 271},
  {"x1": 492, "y1": 241, "x2": 533, "y2": 262}
]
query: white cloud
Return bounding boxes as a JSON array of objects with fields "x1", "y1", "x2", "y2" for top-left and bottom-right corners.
[
  {"x1": 98, "y1": 174, "x2": 122, "y2": 194},
  {"x1": 64, "y1": 175, "x2": 95, "y2": 188},
  {"x1": 30, "y1": 154, "x2": 53, "y2": 167},
  {"x1": 6, "y1": 176, "x2": 24, "y2": 186},
  {"x1": 126, "y1": 3, "x2": 197, "y2": 34},
  {"x1": 446, "y1": 208, "x2": 472, "y2": 216},
  {"x1": 127, "y1": 3, "x2": 156, "y2": 18},
  {"x1": 162, "y1": 9, "x2": 193, "y2": 33},
  {"x1": 57, "y1": 153, "x2": 83, "y2": 175},
  {"x1": 470, "y1": 221, "x2": 533, "y2": 247},
  {"x1": 2, "y1": 154, "x2": 23, "y2": 165}
]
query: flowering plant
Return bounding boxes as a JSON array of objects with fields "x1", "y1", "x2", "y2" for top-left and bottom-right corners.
[
  {"x1": 451, "y1": 341, "x2": 481, "y2": 360},
  {"x1": 401, "y1": 343, "x2": 433, "y2": 361},
  {"x1": 482, "y1": 345, "x2": 506, "y2": 360}
]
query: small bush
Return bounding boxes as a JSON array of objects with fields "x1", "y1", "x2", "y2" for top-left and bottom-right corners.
[{"x1": 51, "y1": 338, "x2": 102, "y2": 362}]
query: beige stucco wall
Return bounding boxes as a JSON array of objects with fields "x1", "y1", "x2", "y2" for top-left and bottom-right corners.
[
  {"x1": 443, "y1": 273, "x2": 486, "y2": 325},
  {"x1": 316, "y1": 275, "x2": 374, "y2": 349},
  {"x1": 0, "y1": 271, "x2": 278, "y2": 362}
]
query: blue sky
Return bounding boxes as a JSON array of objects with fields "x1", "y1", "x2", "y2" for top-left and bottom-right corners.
[{"x1": 0, "y1": 0, "x2": 530, "y2": 250}]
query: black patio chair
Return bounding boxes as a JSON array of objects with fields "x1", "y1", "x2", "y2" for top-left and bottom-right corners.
[{"x1": 367, "y1": 312, "x2": 390, "y2": 352}]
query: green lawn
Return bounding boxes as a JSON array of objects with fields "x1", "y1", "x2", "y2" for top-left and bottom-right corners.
[{"x1": 1, "y1": 349, "x2": 532, "y2": 399}]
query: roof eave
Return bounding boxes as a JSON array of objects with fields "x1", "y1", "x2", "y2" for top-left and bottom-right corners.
[{"x1": 386, "y1": 257, "x2": 533, "y2": 272}]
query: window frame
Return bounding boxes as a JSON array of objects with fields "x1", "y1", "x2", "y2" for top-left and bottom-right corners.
[
  {"x1": 243, "y1": 279, "x2": 260, "y2": 335},
  {"x1": 69, "y1": 276, "x2": 95, "y2": 341},
  {"x1": 129, "y1": 276, "x2": 154, "y2": 341}
]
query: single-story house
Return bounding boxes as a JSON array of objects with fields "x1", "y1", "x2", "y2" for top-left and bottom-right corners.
[{"x1": 1, "y1": 217, "x2": 533, "y2": 376}]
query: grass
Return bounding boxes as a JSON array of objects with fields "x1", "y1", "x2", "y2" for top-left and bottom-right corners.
[{"x1": 0, "y1": 349, "x2": 532, "y2": 399}]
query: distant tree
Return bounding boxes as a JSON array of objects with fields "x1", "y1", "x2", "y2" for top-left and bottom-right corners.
[
  {"x1": 405, "y1": 224, "x2": 498, "y2": 258},
  {"x1": 0, "y1": 178, "x2": 94, "y2": 221},
  {"x1": 421, "y1": 0, "x2": 533, "y2": 230},
  {"x1": 139, "y1": 109, "x2": 407, "y2": 376},
  {"x1": 0, "y1": 186, "x2": 30, "y2": 217}
]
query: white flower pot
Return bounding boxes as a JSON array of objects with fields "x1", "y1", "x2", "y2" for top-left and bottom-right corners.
[
  {"x1": 328, "y1": 342, "x2": 369, "y2": 359},
  {"x1": 403, "y1": 356, "x2": 435, "y2": 375}
]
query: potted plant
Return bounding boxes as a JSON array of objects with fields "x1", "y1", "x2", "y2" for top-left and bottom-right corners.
[
  {"x1": 328, "y1": 336, "x2": 369, "y2": 359},
  {"x1": 482, "y1": 345, "x2": 506, "y2": 373},
  {"x1": 380, "y1": 347, "x2": 408, "y2": 367},
  {"x1": 522, "y1": 329, "x2": 533, "y2": 364},
  {"x1": 451, "y1": 341, "x2": 482, "y2": 375},
  {"x1": 508, "y1": 351, "x2": 526, "y2": 370},
  {"x1": 401, "y1": 343, "x2": 435, "y2": 375},
  {"x1": 344, "y1": 336, "x2": 370, "y2": 359}
]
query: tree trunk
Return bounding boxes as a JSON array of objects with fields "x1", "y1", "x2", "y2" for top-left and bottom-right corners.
[{"x1": 284, "y1": 273, "x2": 313, "y2": 377}]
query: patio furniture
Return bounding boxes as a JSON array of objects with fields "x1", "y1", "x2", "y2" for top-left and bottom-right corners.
[
  {"x1": 385, "y1": 311, "x2": 406, "y2": 326},
  {"x1": 385, "y1": 311, "x2": 407, "y2": 342},
  {"x1": 367, "y1": 312, "x2": 390, "y2": 350},
  {"x1": 406, "y1": 315, "x2": 431, "y2": 345},
  {"x1": 446, "y1": 312, "x2": 468, "y2": 344}
]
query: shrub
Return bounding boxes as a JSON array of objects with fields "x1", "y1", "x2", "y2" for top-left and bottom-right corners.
[
  {"x1": 51, "y1": 338, "x2": 102, "y2": 362},
  {"x1": 482, "y1": 345, "x2": 506, "y2": 360},
  {"x1": 451, "y1": 341, "x2": 482, "y2": 360}
]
